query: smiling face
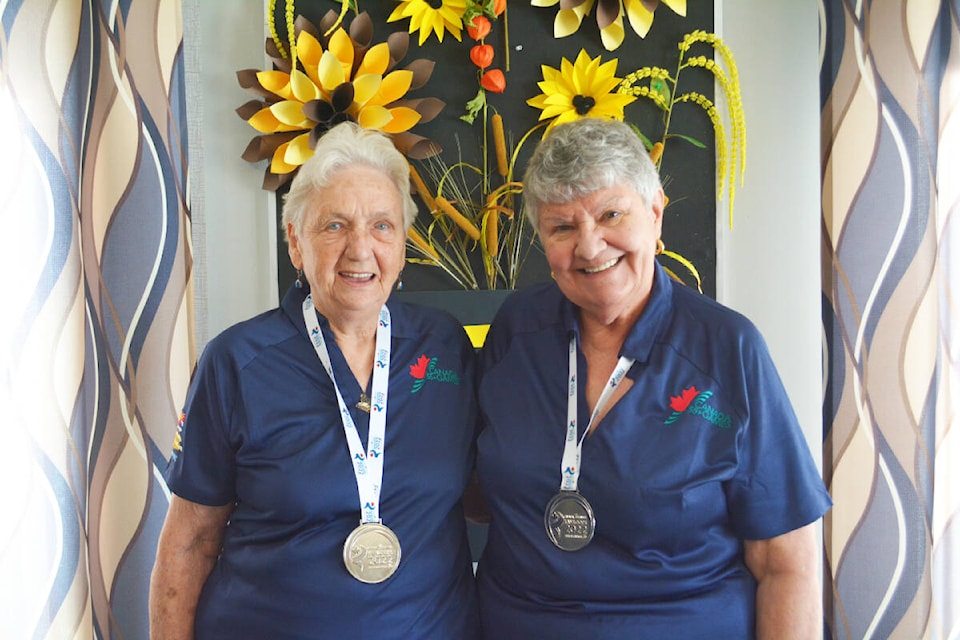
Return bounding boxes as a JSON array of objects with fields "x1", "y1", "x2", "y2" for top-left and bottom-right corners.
[
  {"x1": 539, "y1": 181, "x2": 665, "y2": 327},
  {"x1": 287, "y1": 164, "x2": 406, "y2": 329}
]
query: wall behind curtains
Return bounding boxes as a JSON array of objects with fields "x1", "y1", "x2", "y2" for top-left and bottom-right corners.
[
  {"x1": 0, "y1": 1, "x2": 192, "y2": 638},
  {"x1": 821, "y1": 1, "x2": 959, "y2": 638}
]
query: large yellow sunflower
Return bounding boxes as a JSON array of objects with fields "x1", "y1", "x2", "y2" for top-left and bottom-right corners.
[
  {"x1": 388, "y1": 0, "x2": 467, "y2": 46},
  {"x1": 237, "y1": 12, "x2": 444, "y2": 191},
  {"x1": 526, "y1": 50, "x2": 637, "y2": 132},
  {"x1": 532, "y1": 0, "x2": 686, "y2": 50}
]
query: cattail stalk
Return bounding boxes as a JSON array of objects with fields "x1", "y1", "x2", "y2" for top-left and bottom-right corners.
[
  {"x1": 408, "y1": 163, "x2": 438, "y2": 214},
  {"x1": 407, "y1": 227, "x2": 440, "y2": 261},
  {"x1": 491, "y1": 113, "x2": 509, "y2": 177},
  {"x1": 485, "y1": 209, "x2": 499, "y2": 258},
  {"x1": 436, "y1": 196, "x2": 481, "y2": 240}
]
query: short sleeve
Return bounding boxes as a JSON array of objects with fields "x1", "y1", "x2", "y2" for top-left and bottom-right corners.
[
  {"x1": 725, "y1": 330, "x2": 832, "y2": 540},
  {"x1": 164, "y1": 341, "x2": 239, "y2": 506}
]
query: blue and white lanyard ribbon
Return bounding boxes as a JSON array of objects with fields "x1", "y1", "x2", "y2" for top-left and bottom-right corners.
[
  {"x1": 559, "y1": 335, "x2": 635, "y2": 492},
  {"x1": 302, "y1": 295, "x2": 391, "y2": 524}
]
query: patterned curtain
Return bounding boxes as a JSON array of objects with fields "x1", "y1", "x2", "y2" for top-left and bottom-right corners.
[
  {"x1": 0, "y1": 2, "x2": 192, "y2": 638},
  {"x1": 821, "y1": 1, "x2": 959, "y2": 638}
]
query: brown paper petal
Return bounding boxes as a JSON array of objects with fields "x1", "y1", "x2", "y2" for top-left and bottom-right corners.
[
  {"x1": 330, "y1": 83, "x2": 355, "y2": 112},
  {"x1": 295, "y1": 15, "x2": 320, "y2": 43},
  {"x1": 641, "y1": 0, "x2": 661, "y2": 12},
  {"x1": 302, "y1": 99, "x2": 334, "y2": 123},
  {"x1": 236, "y1": 99, "x2": 265, "y2": 121},
  {"x1": 393, "y1": 132, "x2": 442, "y2": 159},
  {"x1": 241, "y1": 132, "x2": 299, "y2": 163},
  {"x1": 405, "y1": 59, "x2": 436, "y2": 90},
  {"x1": 392, "y1": 97, "x2": 445, "y2": 124},
  {"x1": 596, "y1": 0, "x2": 620, "y2": 29},
  {"x1": 263, "y1": 168, "x2": 295, "y2": 192},
  {"x1": 264, "y1": 38, "x2": 291, "y2": 74},
  {"x1": 387, "y1": 32, "x2": 410, "y2": 67},
  {"x1": 349, "y1": 12, "x2": 374, "y2": 49},
  {"x1": 236, "y1": 70, "x2": 279, "y2": 101},
  {"x1": 318, "y1": 10, "x2": 339, "y2": 40},
  {"x1": 351, "y1": 42, "x2": 372, "y2": 76}
]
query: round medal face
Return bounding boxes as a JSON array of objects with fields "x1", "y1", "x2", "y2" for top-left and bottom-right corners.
[
  {"x1": 544, "y1": 491, "x2": 596, "y2": 551},
  {"x1": 343, "y1": 522, "x2": 402, "y2": 583}
]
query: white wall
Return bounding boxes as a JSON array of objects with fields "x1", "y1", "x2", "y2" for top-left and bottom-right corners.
[
  {"x1": 189, "y1": 1, "x2": 823, "y2": 459},
  {"x1": 716, "y1": 0, "x2": 823, "y2": 464},
  {"x1": 188, "y1": 0, "x2": 278, "y2": 348}
]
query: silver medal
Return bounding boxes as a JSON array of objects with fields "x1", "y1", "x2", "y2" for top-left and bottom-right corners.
[
  {"x1": 343, "y1": 522, "x2": 402, "y2": 583},
  {"x1": 544, "y1": 491, "x2": 596, "y2": 551}
]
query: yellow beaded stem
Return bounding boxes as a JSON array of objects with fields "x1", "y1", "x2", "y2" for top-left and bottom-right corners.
[
  {"x1": 267, "y1": 0, "x2": 287, "y2": 58},
  {"x1": 324, "y1": 1, "x2": 351, "y2": 37},
  {"x1": 285, "y1": 0, "x2": 296, "y2": 65}
]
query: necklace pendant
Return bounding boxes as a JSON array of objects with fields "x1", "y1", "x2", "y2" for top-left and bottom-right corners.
[{"x1": 356, "y1": 393, "x2": 371, "y2": 413}]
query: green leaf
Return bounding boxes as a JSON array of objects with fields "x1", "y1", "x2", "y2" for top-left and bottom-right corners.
[
  {"x1": 628, "y1": 124, "x2": 654, "y2": 150},
  {"x1": 460, "y1": 88, "x2": 487, "y2": 125},
  {"x1": 651, "y1": 78, "x2": 671, "y2": 104},
  {"x1": 666, "y1": 133, "x2": 707, "y2": 148}
]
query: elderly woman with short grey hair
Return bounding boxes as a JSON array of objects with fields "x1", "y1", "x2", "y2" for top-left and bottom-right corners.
[
  {"x1": 474, "y1": 117, "x2": 831, "y2": 639},
  {"x1": 151, "y1": 122, "x2": 480, "y2": 639}
]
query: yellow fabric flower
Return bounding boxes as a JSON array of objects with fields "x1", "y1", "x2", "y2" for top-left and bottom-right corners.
[
  {"x1": 527, "y1": 50, "x2": 637, "y2": 132},
  {"x1": 532, "y1": 0, "x2": 687, "y2": 50},
  {"x1": 388, "y1": 0, "x2": 467, "y2": 46},
  {"x1": 237, "y1": 13, "x2": 444, "y2": 190}
]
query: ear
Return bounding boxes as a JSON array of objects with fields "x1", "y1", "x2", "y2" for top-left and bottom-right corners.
[
  {"x1": 287, "y1": 222, "x2": 302, "y2": 270},
  {"x1": 650, "y1": 188, "x2": 666, "y2": 233}
]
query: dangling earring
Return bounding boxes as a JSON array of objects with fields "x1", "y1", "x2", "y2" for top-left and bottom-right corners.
[
  {"x1": 655, "y1": 238, "x2": 665, "y2": 256},
  {"x1": 396, "y1": 271, "x2": 404, "y2": 291},
  {"x1": 295, "y1": 269, "x2": 304, "y2": 288}
]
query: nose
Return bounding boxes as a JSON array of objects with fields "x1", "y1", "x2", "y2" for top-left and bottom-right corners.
[
  {"x1": 574, "y1": 223, "x2": 605, "y2": 261},
  {"x1": 344, "y1": 226, "x2": 374, "y2": 260}
]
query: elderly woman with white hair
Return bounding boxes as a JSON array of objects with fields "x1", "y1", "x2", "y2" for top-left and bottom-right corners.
[
  {"x1": 150, "y1": 122, "x2": 479, "y2": 639},
  {"x1": 474, "y1": 117, "x2": 832, "y2": 639}
]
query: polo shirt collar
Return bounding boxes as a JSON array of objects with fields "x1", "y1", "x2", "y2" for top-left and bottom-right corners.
[
  {"x1": 560, "y1": 262, "x2": 674, "y2": 365},
  {"x1": 281, "y1": 283, "x2": 419, "y2": 341}
]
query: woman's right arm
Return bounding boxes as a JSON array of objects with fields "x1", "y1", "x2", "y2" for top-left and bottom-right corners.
[{"x1": 149, "y1": 495, "x2": 233, "y2": 640}]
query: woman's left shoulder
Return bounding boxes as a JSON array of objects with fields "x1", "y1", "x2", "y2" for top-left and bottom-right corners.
[{"x1": 668, "y1": 284, "x2": 769, "y2": 352}]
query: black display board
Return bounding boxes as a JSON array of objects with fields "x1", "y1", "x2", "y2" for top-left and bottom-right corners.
[{"x1": 269, "y1": 1, "x2": 716, "y2": 296}]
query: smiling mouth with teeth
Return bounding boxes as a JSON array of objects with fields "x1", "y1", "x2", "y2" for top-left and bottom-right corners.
[
  {"x1": 582, "y1": 257, "x2": 620, "y2": 274},
  {"x1": 341, "y1": 272, "x2": 375, "y2": 281}
]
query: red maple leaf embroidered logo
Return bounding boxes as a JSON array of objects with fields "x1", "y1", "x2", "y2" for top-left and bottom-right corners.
[
  {"x1": 409, "y1": 354, "x2": 432, "y2": 394},
  {"x1": 669, "y1": 386, "x2": 699, "y2": 412},
  {"x1": 409, "y1": 354, "x2": 430, "y2": 379}
]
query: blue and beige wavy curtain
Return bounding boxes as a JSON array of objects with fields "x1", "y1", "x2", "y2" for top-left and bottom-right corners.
[
  {"x1": 0, "y1": 1, "x2": 192, "y2": 638},
  {"x1": 821, "y1": 1, "x2": 959, "y2": 638}
]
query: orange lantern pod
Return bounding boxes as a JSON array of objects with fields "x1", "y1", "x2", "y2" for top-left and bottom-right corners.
[
  {"x1": 481, "y1": 69, "x2": 506, "y2": 93},
  {"x1": 470, "y1": 44, "x2": 495, "y2": 69},
  {"x1": 467, "y1": 16, "x2": 492, "y2": 40}
]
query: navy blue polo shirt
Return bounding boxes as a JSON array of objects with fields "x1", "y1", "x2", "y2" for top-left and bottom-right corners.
[
  {"x1": 475, "y1": 264, "x2": 832, "y2": 639},
  {"x1": 165, "y1": 285, "x2": 479, "y2": 639}
]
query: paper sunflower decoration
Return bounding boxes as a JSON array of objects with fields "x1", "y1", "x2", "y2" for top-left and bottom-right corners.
[
  {"x1": 532, "y1": 0, "x2": 687, "y2": 51},
  {"x1": 388, "y1": 0, "x2": 467, "y2": 46},
  {"x1": 237, "y1": 11, "x2": 445, "y2": 191},
  {"x1": 527, "y1": 49, "x2": 636, "y2": 132}
]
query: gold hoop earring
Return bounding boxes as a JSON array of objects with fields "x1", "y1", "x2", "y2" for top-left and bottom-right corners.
[{"x1": 655, "y1": 238, "x2": 665, "y2": 256}]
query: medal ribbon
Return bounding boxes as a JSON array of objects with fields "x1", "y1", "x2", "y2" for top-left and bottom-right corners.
[
  {"x1": 560, "y1": 335, "x2": 635, "y2": 491},
  {"x1": 302, "y1": 295, "x2": 391, "y2": 524}
]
